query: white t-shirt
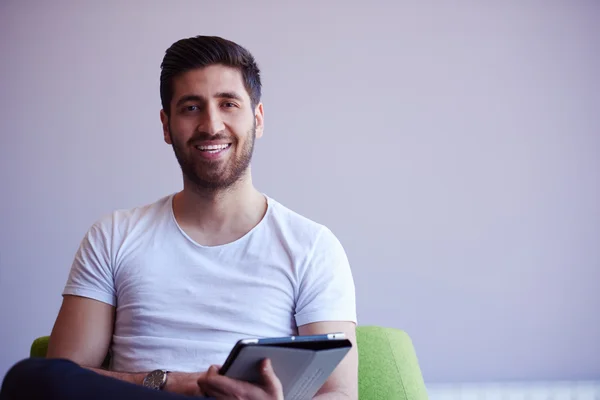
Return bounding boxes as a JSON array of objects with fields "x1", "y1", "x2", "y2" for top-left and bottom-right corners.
[{"x1": 63, "y1": 194, "x2": 357, "y2": 373}]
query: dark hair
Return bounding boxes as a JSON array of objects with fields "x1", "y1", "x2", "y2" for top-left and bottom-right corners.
[{"x1": 160, "y1": 35, "x2": 262, "y2": 116}]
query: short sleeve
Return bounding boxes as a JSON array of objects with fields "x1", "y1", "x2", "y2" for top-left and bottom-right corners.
[
  {"x1": 294, "y1": 227, "x2": 357, "y2": 327},
  {"x1": 62, "y1": 220, "x2": 116, "y2": 306}
]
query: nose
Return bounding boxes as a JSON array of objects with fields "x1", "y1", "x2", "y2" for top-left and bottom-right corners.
[{"x1": 198, "y1": 103, "x2": 225, "y2": 136}]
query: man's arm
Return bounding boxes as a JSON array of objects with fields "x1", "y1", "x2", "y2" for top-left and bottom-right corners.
[
  {"x1": 298, "y1": 321, "x2": 359, "y2": 400},
  {"x1": 46, "y1": 295, "x2": 146, "y2": 384},
  {"x1": 47, "y1": 295, "x2": 207, "y2": 395}
]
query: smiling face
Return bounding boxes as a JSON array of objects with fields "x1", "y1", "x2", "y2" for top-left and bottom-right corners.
[{"x1": 160, "y1": 64, "x2": 264, "y2": 192}]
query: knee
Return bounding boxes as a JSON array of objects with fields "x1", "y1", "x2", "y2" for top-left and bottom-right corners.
[
  {"x1": 4, "y1": 358, "x2": 45, "y2": 385},
  {"x1": 7, "y1": 357, "x2": 75, "y2": 377},
  {"x1": 1, "y1": 358, "x2": 78, "y2": 395},
  {"x1": 2, "y1": 358, "x2": 42, "y2": 397}
]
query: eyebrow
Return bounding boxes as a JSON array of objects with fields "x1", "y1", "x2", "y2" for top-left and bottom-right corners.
[
  {"x1": 175, "y1": 94, "x2": 204, "y2": 108},
  {"x1": 214, "y1": 91, "x2": 243, "y2": 101},
  {"x1": 175, "y1": 91, "x2": 244, "y2": 108}
]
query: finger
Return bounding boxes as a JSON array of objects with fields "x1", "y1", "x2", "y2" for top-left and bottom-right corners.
[
  {"x1": 198, "y1": 366, "x2": 224, "y2": 396},
  {"x1": 211, "y1": 364, "x2": 224, "y2": 375},
  {"x1": 197, "y1": 366, "x2": 216, "y2": 386},
  {"x1": 260, "y1": 358, "x2": 283, "y2": 394},
  {"x1": 202, "y1": 368, "x2": 262, "y2": 398},
  {"x1": 208, "y1": 365, "x2": 219, "y2": 376}
]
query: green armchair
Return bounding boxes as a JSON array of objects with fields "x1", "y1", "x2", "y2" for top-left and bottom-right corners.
[{"x1": 31, "y1": 326, "x2": 428, "y2": 400}]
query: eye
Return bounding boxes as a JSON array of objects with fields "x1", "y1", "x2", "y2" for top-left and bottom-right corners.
[
  {"x1": 185, "y1": 105, "x2": 199, "y2": 112},
  {"x1": 222, "y1": 102, "x2": 238, "y2": 108}
]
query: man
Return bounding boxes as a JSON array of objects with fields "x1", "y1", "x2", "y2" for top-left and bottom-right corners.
[{"x1": 0, "y1": 35, "x2": 357, "y2": 400}]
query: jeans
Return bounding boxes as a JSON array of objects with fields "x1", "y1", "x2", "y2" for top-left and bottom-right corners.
[{"x1": 0, "y1": 358, "x2": 215, "y2": 400}]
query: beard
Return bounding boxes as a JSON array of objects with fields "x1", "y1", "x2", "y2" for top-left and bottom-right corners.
[{"x1": 169, "y1": 123, "x2": 256, "y2": 193}]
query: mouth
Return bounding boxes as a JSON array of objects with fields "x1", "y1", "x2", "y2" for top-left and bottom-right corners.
[{"x1": 193, "y1": 143, "x2": 232, "y2": 159}]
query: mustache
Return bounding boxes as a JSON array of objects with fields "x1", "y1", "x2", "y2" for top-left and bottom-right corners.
[{"x1": 187, "y1": 133, "x2": 234, "y2": 144}]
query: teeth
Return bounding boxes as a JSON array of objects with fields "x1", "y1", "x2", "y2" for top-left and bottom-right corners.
[{"x1": 195, "y1": 144, "x2": 230, "y2": 151}]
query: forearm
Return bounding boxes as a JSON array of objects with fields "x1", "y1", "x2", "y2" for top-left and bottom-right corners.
[
  {"x1": 314, "y1": 391, "x2": 356, "y2": 400},
  {"x1": 81, "y1": 365, "x2": 146, "y2": 385},
  {"x1": 83, "y1": 366, "x2": 206, "y2": 396}
]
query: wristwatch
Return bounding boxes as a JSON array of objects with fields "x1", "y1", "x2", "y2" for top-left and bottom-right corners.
[{"x1": 142, "y1": 369, "x2": 169, "y2": 390}]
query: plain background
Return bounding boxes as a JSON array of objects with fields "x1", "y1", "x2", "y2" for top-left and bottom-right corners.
[{"x1": 1, "y1": 0, "x2": 599, "y2": 384}]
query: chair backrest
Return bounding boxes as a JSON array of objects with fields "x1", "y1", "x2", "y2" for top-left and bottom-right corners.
[{"x1": 32, "y1": 326, "x2": 428, "y2": 399}]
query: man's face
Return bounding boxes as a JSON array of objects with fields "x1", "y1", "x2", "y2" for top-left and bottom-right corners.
[{"x1": 161, "y1": 65, "x2": 264, "y2": 191}]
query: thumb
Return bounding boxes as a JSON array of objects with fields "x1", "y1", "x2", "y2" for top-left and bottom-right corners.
[
  {"x1": 260, "y1": 359, "x2": 282, "y2": 393},
  {"x1": 207, "y1": 365, "x2": 220, "y2": 376}
]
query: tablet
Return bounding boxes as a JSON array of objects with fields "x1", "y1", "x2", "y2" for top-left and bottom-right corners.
[{"x1": 219, "y1": 333, "x2": 352, "y2": 399}]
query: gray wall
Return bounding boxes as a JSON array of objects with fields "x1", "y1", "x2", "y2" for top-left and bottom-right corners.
[{"x1": 1, "y1": 0, "x2": 599, "y2": 383}]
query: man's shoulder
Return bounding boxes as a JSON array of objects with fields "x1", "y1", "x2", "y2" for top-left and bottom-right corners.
[
  {"x1": 266, "y1": 196, "x2": 323, "y2": 229},
  {"x1": 89, "y1": 194, "x2": 173, "y2": 235},
  {"x1": 264, "y1": 195, "x2": 337, "y2": 246}
]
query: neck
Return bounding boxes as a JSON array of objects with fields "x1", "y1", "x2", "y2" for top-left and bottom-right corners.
[{"x1": 172, "y1": 171, "x2": 267, "y2": 245}]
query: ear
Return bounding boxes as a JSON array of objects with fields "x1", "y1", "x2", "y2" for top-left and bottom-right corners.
[
  {"x1": 254, "y1": 103, "x2": 265, "y2": 139},
  {"x1": 160, "y1": 109, "x2": 172, "y2": 144}
]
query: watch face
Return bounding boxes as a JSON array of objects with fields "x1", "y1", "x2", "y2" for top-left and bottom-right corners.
[{"x1": 144, "y1": 370, "x2": 166, "y2": 390}]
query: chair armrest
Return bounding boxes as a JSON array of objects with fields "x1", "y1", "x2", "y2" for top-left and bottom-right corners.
[{"x1": 356, "y1": 326, "x2": 429, "y2": 400}]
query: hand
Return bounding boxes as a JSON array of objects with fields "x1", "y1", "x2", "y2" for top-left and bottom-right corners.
[
  {"x1": 163, "y1": 371, "x2": 207, "y2": 396},
  {"x1": 198, "y1": 358, "x2": 284, "y2": 400}
]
